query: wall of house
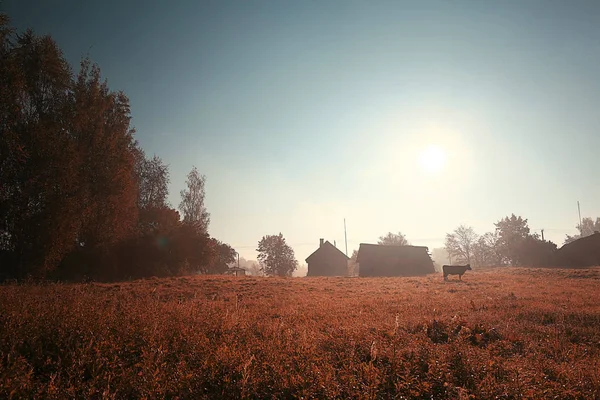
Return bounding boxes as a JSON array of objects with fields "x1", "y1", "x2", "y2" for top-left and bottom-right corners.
[
  {"x1": 358, "y1": 258, "x2": 434, "y2": 277},
  {"x1": 307, "y1": 253, "x2": 348, "y2": 276}
]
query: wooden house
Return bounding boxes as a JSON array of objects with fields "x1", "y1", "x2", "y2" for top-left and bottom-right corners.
[
  {"x1": 357, "y1": 243, "x2": 434, "y2": 277},
  {"x1": 553, "y1": 231, "x2": 600, "y2": 268},
  {"x1": 305, "y1": 239, "x2": 349, "y2": 277}
]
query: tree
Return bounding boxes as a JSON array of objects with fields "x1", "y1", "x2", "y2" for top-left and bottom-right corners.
[
  {"x1": 348, "y1": 249, "x2": 359, "y2": 276},
  {"x1": 444, "y1": 225, "x2": 478, "y2": 264},
  {"x1": 137, "y1": 206, "x2": 180, "y2": 236},
  {"x1": 494, "y1": 214, "x2": 531, "y2": 266},
  {"x1": 134, "y1": 148, "x2": 170, "y2": 211},
  {"x1": 72, "y1": 59, "x2": 139, "y2": 250},
  {"x1": 564, "y1": 217, "x2": 600, "y2": 244},
  {"x1": 378, "y1": 231, "x2": 409, "y2": 246},
  {"x1": 206, "y1": 240, "x2": 236, "y2": 274},
  {"x1": 179, "y1": 167, "x2": 210, "y2": 234},
  {"x1": 256, "y1": 233, "x2": 297, "y2": 277},
  {"x1": 472, "y1": 232, "x2": 503, "y2": 267},
  {"x1": 0, "y1": 21, "x2": 85, "y2": 276}
]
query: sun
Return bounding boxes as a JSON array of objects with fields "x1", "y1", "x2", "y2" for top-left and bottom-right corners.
[{"x1": 418, "y1": 145, "x2": 447, "y2": 174}]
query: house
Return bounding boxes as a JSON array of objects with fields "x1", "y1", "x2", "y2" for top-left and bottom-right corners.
[
  {"x1": 227, "y1": 267, "x2": 247, "y2": 276},
  {"x1": 357, "y1": 243, "x2": 435, "y2": 277},
  {"x1": 552, "y1": 231, "x2": 600, "y2": 268},
  {"x1": 305, "y1": 239, "x2": 350, "y2": 276}
]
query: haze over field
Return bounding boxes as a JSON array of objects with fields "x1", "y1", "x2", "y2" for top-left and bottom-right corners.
[{"x1": 4, "y1": 0, "x2": 600, "y2": 262}]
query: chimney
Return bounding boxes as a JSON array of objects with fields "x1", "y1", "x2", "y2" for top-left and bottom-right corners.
[{"x1": 320, "y1": 238, "x2": 324, "y2": 247}]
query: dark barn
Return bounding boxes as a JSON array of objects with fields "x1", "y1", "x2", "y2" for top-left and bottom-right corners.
[
  {"x1": 357, "y1": 243, "x2": 435, "y2": 277},
  {"x1": 306, "y1": 239, "x2": 350, "y2": 277},
  {"x1": 553, "y1": 231, "x2": 600, "y2": 268}
]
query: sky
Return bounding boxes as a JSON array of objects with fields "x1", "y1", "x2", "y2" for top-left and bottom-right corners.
[{"x1": 4, "y1": 0, "x2": 600, "y2": 263}]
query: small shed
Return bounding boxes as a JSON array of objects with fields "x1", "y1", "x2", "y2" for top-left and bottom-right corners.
[
  {"x1": 553, "y1": 231, "x2": 600, "y2": 267},
  {"x1": 306, "y1": 239, "x2": 350, "y2": 277},
  {"x1": 357, "y1": 243, "x2": 435, "y2": 277},
  {"x1": 227, "y1": 267, "x2": 247, "y2": 277}
]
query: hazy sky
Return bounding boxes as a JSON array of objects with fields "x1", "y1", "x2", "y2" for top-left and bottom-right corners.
[{"x1": 5, "y1": 0, "x2": 600, "y2": 263}]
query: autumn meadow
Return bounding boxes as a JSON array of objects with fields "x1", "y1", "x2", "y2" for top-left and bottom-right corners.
[{"x1": 2, "y1": 267, "x2": 600, "y2": 399}]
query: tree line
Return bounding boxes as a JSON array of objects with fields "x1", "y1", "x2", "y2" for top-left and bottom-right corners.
[
  {"x1": 366, "y1": 214, "x2": 598, "y2": 270},
  {"x1": 0, "y1": 15, "x2": 241, "y2": 281},
  {"x1": 0, "y1": 14, "x2": 305, "y2": 281}
]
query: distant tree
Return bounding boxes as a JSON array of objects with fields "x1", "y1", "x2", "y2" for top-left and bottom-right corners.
[
  {"x1": 206, "y1": 240, "x2": 236, "y2": 274},
  {"x1": 179, "y1": 167, "x2": 210, "y2": 234},
  {"x1": 237, "y1": 257, "x2": 263, "y2": 276},
  {"x1": 444, "y1": 225, "x2": 478, "y2": 264},
  {"x1": 494, "y1": 214, "x2": 531, "y2": 266},
  {"x1": 256, "y1": 233, "x2": 297, "y2": 277},
  {"x1": 472, "y1": 232, "x2": 503, "y2": 267},
  {"x1": 293, "y1": 263, "x2": 308, "y2": 277},
  {"x1": 378, "y1": 232, "x2": 409, "y2": 246},
  {"x1": 348, "y1": 249, "x2": 359, "y2": 276},
  {"x1": 564, "y1": 217, "x2": 600, "y2": 244},
  {"x1": 430, "y1": 247, "x2": 450, "y2": 271}
]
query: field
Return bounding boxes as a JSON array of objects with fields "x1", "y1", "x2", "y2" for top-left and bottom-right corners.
[{"x1": 2, "y1": 268, "x2": 600, "y2": 399}]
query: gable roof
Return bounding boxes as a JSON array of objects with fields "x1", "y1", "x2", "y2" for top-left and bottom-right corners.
[
  {"x1": 554, "y1": 231, "x2": 600, "y2": 267},
  {"x1": 356, "y1": 243, "x2": 431, "y2": 264},
  {"x1": 305, "y1": 240, "x2": 349, "y2": 263},
  {"x1": 559, "y1": 231, "x2": 600, "y2": 249}
]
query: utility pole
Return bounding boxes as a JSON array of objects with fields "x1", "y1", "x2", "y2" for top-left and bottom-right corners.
[
  {"x1": 541, "y1": 229, "x2": 545, "y2": 241},
  {"x1": 577, "y1": 201, "x2": 582, "y2": 232},
  {"x1": 344, "y1": 218, "x2": 348, "y2": 257}
]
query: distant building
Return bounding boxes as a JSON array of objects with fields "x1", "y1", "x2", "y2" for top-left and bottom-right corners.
[
  {"x1": 553, "y1": 231, "x2": 600, "y2": 268},
  {"x1": 227, "y1": 267, "x2": 247, "y2": 277},
  {"x1": 357, "y1": 243, "x2": 435, "y2": 277},
  {"x1": 306, "y1": 239, "x2": 350, "y2": 277}
]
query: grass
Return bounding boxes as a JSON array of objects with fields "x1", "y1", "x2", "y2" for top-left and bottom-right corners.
[{"x1": 1, "y1": 268, "x2": 600, "y2": 399}]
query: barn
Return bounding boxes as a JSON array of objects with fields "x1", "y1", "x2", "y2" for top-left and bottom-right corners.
[
  {"x1": 357, "y1": 243, "x2": 435, "y2": 277},
  {"x1": 306, "y1": 239, "x2": 350, "y2": 277},
  {"x1": 553, "y1": 231, "x2": 600, "y2": 268}
]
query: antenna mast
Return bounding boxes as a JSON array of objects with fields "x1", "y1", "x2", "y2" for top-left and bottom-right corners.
[{"x1": 344, "y1": 218, "x2": 348, "y2": 257}]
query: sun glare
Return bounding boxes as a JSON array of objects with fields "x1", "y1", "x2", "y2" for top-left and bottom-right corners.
[{"x1": 418, "y1": 145, "x2": 446, "y2": 174}]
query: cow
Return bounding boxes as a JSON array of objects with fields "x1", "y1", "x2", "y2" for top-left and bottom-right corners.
[{"x1": 442, "y1": 264, "x2": 472, "y2": 281}]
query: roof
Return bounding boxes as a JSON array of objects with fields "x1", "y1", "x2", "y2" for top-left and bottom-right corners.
[
  {"x1": 356, "y1": 243, "x2": 430, "y2": 264},
  {"x1": 227, "y1": 267, "x2": 247, "y2": 272},
  {"x1": 305, "y1": 241, "x2": 349, "y2": 263},
  {"x1": 356, "y1": 243, "x2": 435, "y2": 276},
  {"x1": 554, "y1": 232, "x2": 600, "y2": 267},
  {"x1": 560, "y1": 231, "x2": 600, "y2": 248}
]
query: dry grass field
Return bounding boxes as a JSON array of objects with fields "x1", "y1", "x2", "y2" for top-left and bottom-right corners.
[{"x1": 1, "y1": 268, "x2": 600, "y2": 399}]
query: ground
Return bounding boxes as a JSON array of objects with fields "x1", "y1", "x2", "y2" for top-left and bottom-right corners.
[{"x1": 1, "y1": 268, "x2": 600, "y2": 399}]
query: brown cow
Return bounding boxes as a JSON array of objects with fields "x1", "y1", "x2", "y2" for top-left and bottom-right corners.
[{"x1": 442, "y1": 264, "x2": 472, "y2": 281}]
